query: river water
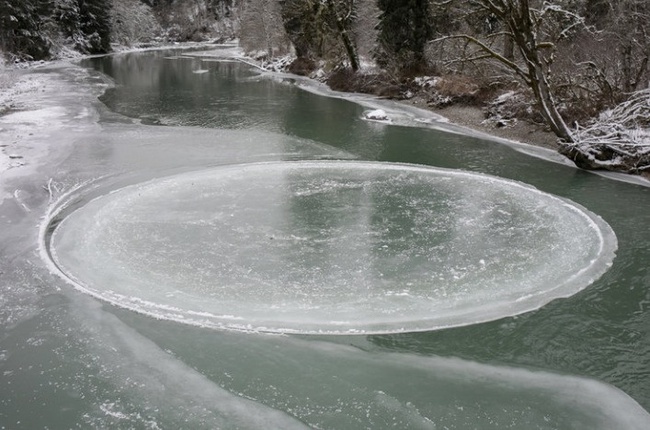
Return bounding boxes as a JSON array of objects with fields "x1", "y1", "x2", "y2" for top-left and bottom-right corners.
[{"x1": 1, "y1": 48, "x2": 650, "y2": 429}]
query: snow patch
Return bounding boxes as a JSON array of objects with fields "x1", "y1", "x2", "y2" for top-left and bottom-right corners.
[
  {"x1": 494, "y1": 90, "x2": 517, "y2": 104},
  {"x1": 1, "y1": 106, "x2": 68, "y2": 126},
  {"x1": 413, "y1": 76, "x2": 438, "y2": 88},
  {"x1": 363, "y1": 109, "x2": 389, "y2": 121}
]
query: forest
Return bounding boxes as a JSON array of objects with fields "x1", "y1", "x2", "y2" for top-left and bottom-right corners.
[{"x1": 1, "y1": 0, "x2": 649, "y2": 174}]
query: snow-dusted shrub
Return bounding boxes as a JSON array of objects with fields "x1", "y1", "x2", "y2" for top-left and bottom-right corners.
[
  {"x1": 261, "y1": 55, "x2": 294, "y2": 73},
  {"x1": 240, "y1": 0, "x2": 290, "y2": 58},
  {"x1": 413, "y1": 76, "x2": 438, "y2": 89},
  {"x1": 111, "y1": 0, "x2": 162, "y2": 47},
  {"x1": 423, "y1": 75, "x2": 491, "y2": 108},
  {"x1": 326, "y1": 67, "x2": 403, "y2": 97},
  {"x1": 484, "y1": 90, "x2": 544, "y2": 124},
  {"x1": 287, "y1": 57, "x2": 316, "y2": 76},
  {"x1": 560, "y1": 89, "x2": 650, "y2": 174},
  {"x1": 155, "y1": 0, "x2": 231, "y2": 42}
]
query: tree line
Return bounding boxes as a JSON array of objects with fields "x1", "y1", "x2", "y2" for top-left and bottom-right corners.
[
  {"x1": 241, "y1": 0, "x2": 649, "y2": 173},
  {"x1": 0, "y1": 0, "x2": 112, "y2": 59},
  {"x1": 2, "y1": 0, "x2": 648, "y2": 173},
  {"x1": 0, "y1": 0, "x2": 237, "y2": 61}
]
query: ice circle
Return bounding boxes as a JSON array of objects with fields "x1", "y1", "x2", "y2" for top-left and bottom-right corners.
[{"x1": 45, "y1": 161, "x2": 617, "y2": 334}]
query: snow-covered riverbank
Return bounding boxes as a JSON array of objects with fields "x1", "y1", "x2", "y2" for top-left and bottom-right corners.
[
  {"x1": 1, "y1": 45, "x2": 648, "y2": 189},
  {"x1": 0, "y1": 42, "x2": 218, "y2": 187}
]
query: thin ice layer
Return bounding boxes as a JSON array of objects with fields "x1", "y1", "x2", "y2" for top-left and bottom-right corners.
[{"x1": 48, "y1": 161, "x2": 617, "y2": 334}]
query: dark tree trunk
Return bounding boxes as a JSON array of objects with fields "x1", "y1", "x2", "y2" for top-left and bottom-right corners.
[
  {"x1": 327, "y1": 0, "x2": 359, "y2": 71},
  {"x1": 480, "y1": 0, "x2": 574, "y2": 142}
]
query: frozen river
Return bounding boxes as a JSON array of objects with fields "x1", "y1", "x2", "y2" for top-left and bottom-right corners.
[{"x1": 1, "y1": 47, "x2": 650, "y2": 428}]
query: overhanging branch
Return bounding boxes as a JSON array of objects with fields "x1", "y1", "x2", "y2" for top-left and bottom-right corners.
[{"x1": 430, "y1": 34, "x2": 530, "y2": 84}]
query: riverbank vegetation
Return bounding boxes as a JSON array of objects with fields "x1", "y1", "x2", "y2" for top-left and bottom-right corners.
[{"x1": 1, "y1": 0, "x2": 648, "y2": 175}]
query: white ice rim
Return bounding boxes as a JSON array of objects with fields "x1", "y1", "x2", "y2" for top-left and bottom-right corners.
[{"x1": 39, "y1": 160, "x2": 618, "y2": 335}]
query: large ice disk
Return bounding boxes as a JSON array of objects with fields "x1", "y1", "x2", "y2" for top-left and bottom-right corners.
[{"x1": 47, "y1": 161, "x2": 617, "y2": 334}]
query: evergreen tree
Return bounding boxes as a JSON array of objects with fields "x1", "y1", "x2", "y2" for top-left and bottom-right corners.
[
  {"x1": 279, "y1": 0, "x2": 332, "y2": 59},
  {"x1": 55, "y1": 0, "x2": 111, "y2": 54},
  {"x1": 375, "y1": 0, "x2": 433, "y2": 75},
  {"x1": 0, "y1": 0, "x2": 51, "y2": 60},
  {"x1": 56, "y1": 0, "x2": 82, "y2": 38},
  {"x1": 77, "y1": 0, "x2": 112, "y2": 54}
]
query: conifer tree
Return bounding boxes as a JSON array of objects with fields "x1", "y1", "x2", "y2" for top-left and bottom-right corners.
[
  {"x1": 375, "y1": 0, "x2": 433, "y2": 75},
  {"x1": 0, "y1": 0, "x2": 51, "y2": 60},
  {"x1": 77, "y1": 0, "x2": 112, "y2": 54},
  {"x1": 278, "y1": 0, "x2": 358, "y2": 69}
]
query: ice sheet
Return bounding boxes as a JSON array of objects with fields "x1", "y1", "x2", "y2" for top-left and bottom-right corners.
[{"x1": 45, "y1": 161, "x2": 617, "y2": 334}]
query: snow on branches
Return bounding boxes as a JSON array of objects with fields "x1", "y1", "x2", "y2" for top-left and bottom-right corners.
[{"x1": 560, "y1": 89, "x2": 650, "y2": 174}]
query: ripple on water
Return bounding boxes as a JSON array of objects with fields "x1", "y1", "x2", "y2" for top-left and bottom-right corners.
[{"x1": 42, "y1": 161, "x2": 617, "y2": 334}]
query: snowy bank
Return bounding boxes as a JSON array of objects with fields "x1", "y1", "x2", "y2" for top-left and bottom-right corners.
[{"x1": 560, "y1": 89, "x2": 650, "y2": 176}]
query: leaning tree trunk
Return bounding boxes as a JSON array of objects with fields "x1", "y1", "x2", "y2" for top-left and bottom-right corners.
[
  {"x1": 325, "y1": 0, "x2": 359, "y2": 71},
  {"x1": 335, "y1": 19, "x2": 359, "y2": 71},
  {"x1": 528, "y1": 59, "x2": 574, "y2": 142},
  {"x1": 506, "y1": 0, "x2": 574, "y2": 142},
  {"x1": 435, "y1": 0, "x2": 577, "y2": 143},
  {"x1": 258, "y1": 0, "x2": 273, "y2": 58}
]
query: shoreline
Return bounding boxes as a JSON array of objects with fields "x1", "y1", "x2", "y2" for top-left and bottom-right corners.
[
  {"x1": 1, "y1": 45, "x2": 648, "y2": 187},
  {"x1": 405, "y1": 98, "x2": 560, "y2": 150},
  {"x1": 0, "y1": 42, "x2": 577, "y2": 162}
]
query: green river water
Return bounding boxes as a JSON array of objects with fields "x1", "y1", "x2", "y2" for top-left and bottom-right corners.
[{"x1": 1, "y1": 47, "x2": 649, "y2": 429}]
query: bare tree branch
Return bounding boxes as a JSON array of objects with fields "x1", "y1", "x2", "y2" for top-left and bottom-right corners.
[{"x1": 431, "y1": 34, "x2": 530, "y2": 83}]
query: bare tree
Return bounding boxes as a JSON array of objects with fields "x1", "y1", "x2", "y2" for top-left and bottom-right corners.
[
  {"x1": 352, "y1": 0, "x2": 379, "y2": 62},
  {"x1": 240, "y1": 0, "x2": 289, "y2": 58},
  {"x1": 324, "y1": 0, "x2": 359, "y2": 71},
  {"x1": 278, "y1": 0, "x2": 359, "y2": 70},
  {"x1": 431, "y1": 0, "x2": 587, "y2": 142},
  {"x1": 604, "y1": 0, "x2": 649, "y2": 93},
  {"x1": 111, "y1": 0, "x2": 162, "y2": 46}
]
